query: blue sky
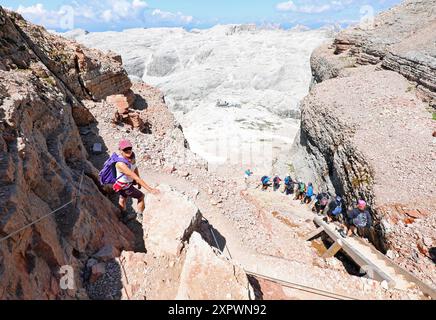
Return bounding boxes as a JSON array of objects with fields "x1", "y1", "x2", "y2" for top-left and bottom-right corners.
[{"x1": 0, "y1": 0, "x2": 403, "y2": 31}]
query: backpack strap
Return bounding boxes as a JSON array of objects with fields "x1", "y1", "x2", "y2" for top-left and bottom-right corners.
[{"x1": 114, "y1": 156, "x2": 132, "y2": 182}]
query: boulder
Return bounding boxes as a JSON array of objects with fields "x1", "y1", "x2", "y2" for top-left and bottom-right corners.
[
  {"x1": 143, "y1": 185, "x2": 202, "y2": 257},
  {"x1": 176, "y1": 232, "x2": 254, "y2": 300},
  {"x1": 72, "y1": 105, "x2": 96, "y2": 126},
  {"x1": 107, "y1": 94, "x2": 131, "y2": 114},
  {"x1": 117, "y1": 251, "x2": 148, "y2": 300}
]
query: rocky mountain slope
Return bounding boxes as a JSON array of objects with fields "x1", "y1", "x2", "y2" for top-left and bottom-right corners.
[
  {"x1": 0, "y1": 6, "x2": 138, "y2": 299},
  {"x1": 291, "y1": 0, "x2": 435, "y2": 287},
  {"x1": 1, "y1": 3, "x2": 433, "y2": 300},
  {"x1": 0, "y1": 7, "x2": 246, "y2": 299}
]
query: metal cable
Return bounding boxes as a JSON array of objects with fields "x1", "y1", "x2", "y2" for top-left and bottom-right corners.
[{"x1": 0, "y1": 171, "x2": 84, "y2": 244}]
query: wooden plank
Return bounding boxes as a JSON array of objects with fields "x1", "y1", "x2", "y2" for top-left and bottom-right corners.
[
  {"x1": 304, "y1": 226, "x2": 325, "y2": 241},
  {"x1": 313, "y1": 216, "x2": 396, "y2": 287},
  {"x1": 322, "y1": 239, "x2": 343, "y2": 258},
  {"x1": 354, "y1": 237, "x2": 436, "y2": 299}
]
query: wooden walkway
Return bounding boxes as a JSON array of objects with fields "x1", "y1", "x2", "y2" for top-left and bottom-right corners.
[{"x1": 308, "y1": 216, "x2": 436, "y2": 299}]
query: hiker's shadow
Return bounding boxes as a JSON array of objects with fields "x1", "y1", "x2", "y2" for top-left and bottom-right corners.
[
  {"x1": 123, "y1": 197, "x2": 146, "y2": 253},
  {"x1": 430, "y1": 247, "x2": 436, "y2": 264}
]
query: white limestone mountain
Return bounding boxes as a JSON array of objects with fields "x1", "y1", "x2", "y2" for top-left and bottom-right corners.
[{"x1": 67, "y1": 25, "x2": 330, "y2": 172}]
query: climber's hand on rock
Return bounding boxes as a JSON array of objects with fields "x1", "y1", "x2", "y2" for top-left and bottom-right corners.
[{"x1": 150, "y1": 188, "x2": 160, "y2": 195}]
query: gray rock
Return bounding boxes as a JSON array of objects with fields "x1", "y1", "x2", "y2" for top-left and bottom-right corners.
[
  {"x1": 93, "y1": 245, "x2": 120, "y2": 262},
  {"x1": 86, "y1": 258, "x2": 99, "y2": 269},
  {"x1": 92, "y1": 143, "x2": 102, "y2": 154}
]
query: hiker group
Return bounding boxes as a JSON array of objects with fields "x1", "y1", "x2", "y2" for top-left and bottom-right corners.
[
  {"x1": 96, "y1": 139, "x2": 372, "y2": 239},
  {"x1": 258, "y1": 173, "x2": 372, "y2": 238}
]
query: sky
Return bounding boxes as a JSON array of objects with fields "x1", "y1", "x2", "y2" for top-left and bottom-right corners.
[{"x1": 0, "y1": 0, "x2": 403, "y2": 31}]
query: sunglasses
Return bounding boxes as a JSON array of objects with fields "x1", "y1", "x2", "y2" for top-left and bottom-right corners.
[{"x1": 122, "y1": 147, "x2": 133, "y2": 153}]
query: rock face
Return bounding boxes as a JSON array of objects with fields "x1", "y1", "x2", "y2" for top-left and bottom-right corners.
[
  {"x1": 176, "y1": 232, "x2": 254, "y2": 300},
  {"x1": 292, "y1": 0, "x2": 436, "y2": 287},
  {"x1": 115, "y1": 189, "x2": 254, "y2": 300},
  {"x1": 143, "y1": 184, "x2": 202, "y2": 257},
  {"x1": 117, "y1": 251, "x2": 148, "y2": 300},
  {"x1": 313, "y1": 0, "x2": 436, "y2": 107},
  {"x1": 0, "y1": 7, "x2": 135, "y2": 299},
  {"x1": 5, "y1": 11, "x2": 131, "y2": 101}
]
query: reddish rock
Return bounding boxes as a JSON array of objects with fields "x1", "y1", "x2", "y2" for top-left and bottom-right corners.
[
  {"x1": 108, "y1": 92, "x2": 148, "y2": 132},
  {"x1": 143, "y1": 185, "x2": 202, "y2": 257},
  {"x1": 126, "y1": 112, "x2": 146, "y2": 130},
  {"x1": 404, "y1": 209, "x2": 424, "y2": 219},
  {"x1": 416, "y1": 242, "x2": 429, "y2": 257},
  {"x1": 403, "y1": 217, "x2": 415, "y2": 225},
  {"x1": 72, "y1": 105, "x2": 96, "y2": 126},
  {"x1": 117, "y1": 251, "x2": 148, "y2": 300},
  {"x1": 107, "y1": 94, "x2": 131, "y2": 114},
  {"x1": 90, "y1": 263, "x2": 106, "y2": 284},
  {"x1": 176, "y1": 232, "x2": 254, "y2": 300}
]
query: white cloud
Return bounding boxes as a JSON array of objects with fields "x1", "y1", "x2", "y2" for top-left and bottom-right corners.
[
  {"x1": 17, "y1": 3, "x2": 46, "y2": 16},
  {"x1": 16, "y1": 3, "x2": 74, "y2": 29},
  {"x1": 152, "y1": 9, "x2": 193, "y2": 24},
  {"x1": 298, "y1": 4, "x2": 331, "y2": 13},
  {"x1": 276, "y1": 1, "x2": 297, "y2": 11},
  {"x1": 13, "y1": 1, "x2": 194, "y2": 30},
  {"x1": 132, "y1": 0, "x2": 148, "y2": 9},
  {"x1": 101, "y1": 9, "x2": 113, "y2": 23},
  {"x1": 276, "y1": 0, "x2": 354, "y2": 13}
]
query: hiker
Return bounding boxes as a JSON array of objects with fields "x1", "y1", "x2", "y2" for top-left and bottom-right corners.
[
  {"x1": 273, "y1": 176, "x2": 282, "y2": 192},
  {"x1": 313, "y1": 192, "x2": 329, "y2": 214},
  {"x1": 303, "y1": 182, "x2": 314, "y2": 204},
  {"x1": 295, "y1": 181, "x2": 306, "y2": 200},
  {"x1": 340, "y1": 200, "x2": 372, "y2": 238},
  {"x1": 100, "y1": 139, "x2": 160, "y2": 222},
  {"x1": 261, "y1": 176, "x2": 271, "y2": 191},
  {"x1": 326, "y1": 195, "x2": 344, "y2": 223},
  {"x1": 244, "y1": 169, "x2": 253, "y2": 187},
  {"x1": 284, "y1": 176, "x2": 294, "y2": 195}
]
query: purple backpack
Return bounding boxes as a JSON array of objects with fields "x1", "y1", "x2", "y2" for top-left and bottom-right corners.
[{"x1": 99, "y1": 153, "x2": 131, "y2": 185}]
